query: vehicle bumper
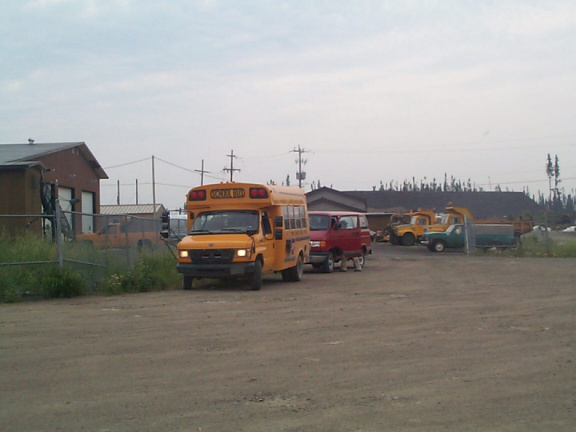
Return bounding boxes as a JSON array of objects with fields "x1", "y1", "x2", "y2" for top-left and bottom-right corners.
[
  {"x1": 421, "y1": 240, "x2": 430, "y2": 246},
  {"x1": 176, "y1": 262, "x2": 255, "y2": 278},
  {"x1": 308, "y1": 251, "x2": 331, "y2": 264}
]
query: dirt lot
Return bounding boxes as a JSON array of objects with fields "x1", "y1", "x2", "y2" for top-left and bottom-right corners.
[{"x1": 1, "y1": 243, "x2": 575, "y2": 432}]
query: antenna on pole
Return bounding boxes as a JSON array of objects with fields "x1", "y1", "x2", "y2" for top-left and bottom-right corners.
[
  {"x1": 223, "y1": 150, "x2": 240, "y2": 182},
  {"x1": 195, "y1": 159, "x2": 210, "y2": 186},
  {"x1": 292, "y1": 145, "x2": 308, "y2": 188}
]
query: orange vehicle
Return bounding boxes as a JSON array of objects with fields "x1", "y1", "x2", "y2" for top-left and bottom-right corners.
[
  {"x1": 164, "y1": 182, "x2": 310, "y2": 290},
  {"x1": 424, "y1": 206, "x2": 474, "y2": 234},
  {"x1": 390, "y1": 209, "x2": 437, "y2": 246},
  {"x1": 76, "y1": 220, "x2": 160, "y2": 249}
]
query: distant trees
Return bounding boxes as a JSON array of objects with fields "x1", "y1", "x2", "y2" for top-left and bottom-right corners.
[
  {"x1": 545, "y1": 153, "x2": 561, "y2": 204},
  {"x1": 372, "y1": 174, "x2": 484, "y2": 193},
  {"x1": 308, "y1": 162, "x2": 574, "y2": 224},
  {"x1": 371, "y1": 170, "x2": 574, "y2": 223}
]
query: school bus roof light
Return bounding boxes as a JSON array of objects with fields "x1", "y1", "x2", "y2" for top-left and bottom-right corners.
[
  {"x1": 249, "y1": 188, "x2": 269, "y2": 199},
  {"x1": 188, "y1": 190, "x2": 206, "y2": 201}
]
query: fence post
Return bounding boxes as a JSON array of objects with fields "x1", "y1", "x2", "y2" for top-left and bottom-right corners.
[
  {"x1": 124, "y1": 214, "x2": 131, "y2": 267},
  {"x1": 55, "y1": 205, "x2": 64, "y2": 268}
]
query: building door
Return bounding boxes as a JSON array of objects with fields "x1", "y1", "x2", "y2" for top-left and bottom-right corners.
[
  {"x1": 58, "y1": 187, "x2": 74, "y2": 231},
  {"x1": 82, "y1": 191, "x2": 94, "y2": 233}
]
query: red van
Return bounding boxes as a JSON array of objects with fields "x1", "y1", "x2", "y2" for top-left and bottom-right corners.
[{"x1": 307, "y1": 211, "x2": 372, "y2": 273}]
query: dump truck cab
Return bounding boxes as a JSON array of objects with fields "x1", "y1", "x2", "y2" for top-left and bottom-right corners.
[
  {"x1": 390, "y1": 209, "x2": 436, "y2": 246},
  {"x1": 424, "y1": 206, "x2": 474, "y2": 234}
]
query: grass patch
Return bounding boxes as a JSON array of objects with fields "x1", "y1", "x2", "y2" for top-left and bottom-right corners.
[
  {"x1": 0, "y1": 233, "x2": 180, "y2": 302},
  {"x1": 512, "y1": 235, "x2": 576, "y2": 258}
]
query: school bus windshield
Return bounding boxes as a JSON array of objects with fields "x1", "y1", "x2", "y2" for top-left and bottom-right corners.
[{"x1": 190, "y1": 210, "x2": 259, "y2": 236}]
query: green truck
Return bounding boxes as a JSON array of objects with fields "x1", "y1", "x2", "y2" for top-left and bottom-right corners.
[{"x1": 422, "y1": 223, "x2": 517, "y2": 252}]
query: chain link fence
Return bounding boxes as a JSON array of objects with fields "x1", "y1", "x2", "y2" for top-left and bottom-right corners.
[{"x1": 0, "y1": 208, "x2": 170, "y2": 269}]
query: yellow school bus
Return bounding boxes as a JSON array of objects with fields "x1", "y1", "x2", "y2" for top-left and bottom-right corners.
[{"x1": 173, "y1": 182, "x2": 310, "y2": 290}]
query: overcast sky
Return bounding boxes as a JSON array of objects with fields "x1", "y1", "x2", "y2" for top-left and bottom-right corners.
[{"x1": 1, "y1": 0, "x2": 575, "y2": 210}]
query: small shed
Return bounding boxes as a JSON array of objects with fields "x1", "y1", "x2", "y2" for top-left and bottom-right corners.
[
  {"x1": 306, "y1": 187, "x2": 368, "y2": 212},
  {"x1": 97, "y1": 204, "x2": 166, "y2": 234}
]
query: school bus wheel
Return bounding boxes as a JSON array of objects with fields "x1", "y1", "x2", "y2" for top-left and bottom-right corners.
[
  {"x1": 281, "y1": 254, "x2": 304, "y2": 282},
  {"x1": 183, "y1": 276, "x2": 194, "y2": 290},
  {"x1": 250, "y1": 259, "x2": 263, "y2": 291}
]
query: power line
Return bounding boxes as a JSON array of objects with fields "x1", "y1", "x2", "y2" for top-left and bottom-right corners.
[
  {"x1": 104, "y1": 157, "x2": 150, "y2": 169},
  {"x1": 154, "y1": 156, "x2": 225, "y2": 181}
]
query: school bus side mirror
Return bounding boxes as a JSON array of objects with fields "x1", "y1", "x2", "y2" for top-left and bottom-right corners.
[{"x1": 275, "y1": 216, "x2": 283, "y2": 227}]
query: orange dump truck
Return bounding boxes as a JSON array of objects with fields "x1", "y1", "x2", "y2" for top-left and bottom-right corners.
[{"x1": 390, "y1": 209, "x2": 438, "y2": 246}]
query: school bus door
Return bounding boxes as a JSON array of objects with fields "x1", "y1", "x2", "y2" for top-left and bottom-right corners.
[{"x1": 258, "y1": 210, "x2": 276, "y2": 272}]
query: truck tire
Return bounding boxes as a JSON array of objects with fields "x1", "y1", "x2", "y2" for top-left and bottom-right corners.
[
  {"x1": 401, "y1": 232, "x2": 416, "y2": 246},
  {"x1": 182, "y1": 276, "x2": 194, "y2": 290},
  {"x1": 321, "y1": 252, "x2": 335, "y2": 273},
  {"x1": 250, "y1": 259, "x2": 263, "y2": 290},
  {"x1": 432, "y1": 240, "x2": 446, "y2": 252},
  {"x1": 282, "y1": 255, "x2": 303, "y2": 282}
]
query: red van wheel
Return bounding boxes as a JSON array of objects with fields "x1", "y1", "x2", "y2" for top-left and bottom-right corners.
[{"x1": 321, "y1": 252, "x2": 335, "y2": 273}]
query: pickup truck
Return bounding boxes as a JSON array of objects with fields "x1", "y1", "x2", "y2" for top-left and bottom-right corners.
[
  {"x1": 76, "y1": 221, "x2": 161, "y2": 249},
  {"x1": 424, "y1": 205, "x2": 533, "y2": 239},
  {"x1": 422, "y1": 223, "x2": 517, "y2": 252}
]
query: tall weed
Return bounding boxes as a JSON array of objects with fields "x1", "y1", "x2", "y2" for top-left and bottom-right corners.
[{"x1": 0, "y1": 233, "x2": 180, "y2": 302}]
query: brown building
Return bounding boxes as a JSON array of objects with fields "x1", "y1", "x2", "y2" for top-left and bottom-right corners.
[
  {"x1": 306, "y1": 187, "x2": 544, "y2": 220},
  {"x1": 0, "y1": 141, "x2": 108, "y2": 236}
]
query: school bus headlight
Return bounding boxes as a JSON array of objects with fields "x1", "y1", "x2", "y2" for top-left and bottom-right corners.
[
  {"x1": 235, "y1": 248, "x2": 251, "y2": 258},
  {"x1": 179, "y1": 250, "x2": 190, "y2": 259}
]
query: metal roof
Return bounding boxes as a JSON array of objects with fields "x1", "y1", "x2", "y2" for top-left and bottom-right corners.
[
  {"x1": 100, "y1": 204, "x2": 166, "y2": 215},
  {"x1": 0, "y1": 142, "x2": 108, "y2": 179}
]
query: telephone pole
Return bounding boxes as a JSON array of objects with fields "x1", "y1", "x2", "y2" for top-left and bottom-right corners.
[
  {"x1": 223, "y1": 150, "x2": 240, "y2": 182},
  {"x1": 195, "y1": 159, "x2": 210, "y2": 186},
  {"x1": 152, "y1": 155, "x2": 157, "y2": 214},
  {"x1": 292, "y1": 145, "x2": 308, "y2": 188}
]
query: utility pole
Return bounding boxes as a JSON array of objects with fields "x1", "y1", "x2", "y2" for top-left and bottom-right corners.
[
  {"x1": 152, "y1": 155, "x2": 157, "y2": 214},
  {"x1": 223, "y1": 150, "x2": 240, "y2": 182},
  {"x1": 195, "y1": 159, "x2": 210, "y2": 186},
  {"x1": 292, "y1": 145, "x2": 308, "y2": 188}
]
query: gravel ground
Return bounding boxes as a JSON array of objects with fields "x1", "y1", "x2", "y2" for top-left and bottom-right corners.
[{"x1": 1, "y1": 242, "x2": 575, "y2": 432}]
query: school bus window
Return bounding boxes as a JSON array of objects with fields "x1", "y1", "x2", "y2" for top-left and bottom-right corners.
[
  {"x1": 283, "y1": 206, "x2": 290, "y2": 230},
  {"x1": 300, "y1": 206, "x2": 307, "y2": 228},
  {"x1": 288, "y1": 206, "x2": 296, "y2": 230},
  {"x1": 294, "y1": 206, "x2": 302, "y2": 229},
  {"x1": 262, "y1": 212, "x2": 272, "y2": 235}
]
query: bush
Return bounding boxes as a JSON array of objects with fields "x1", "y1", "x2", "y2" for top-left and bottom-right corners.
[
  {"x1": 0, "y1": 232, "x2": 181, "y2": 302},
  {"x1": 41, "y1": 267, "x2": 85, "y2": 298},
  {"x1": 508, "y1": 235, "x2": 576, "y2": 258},
  {"x1": 100, "y1": 251, "x2": 180, "y2": 294}
]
